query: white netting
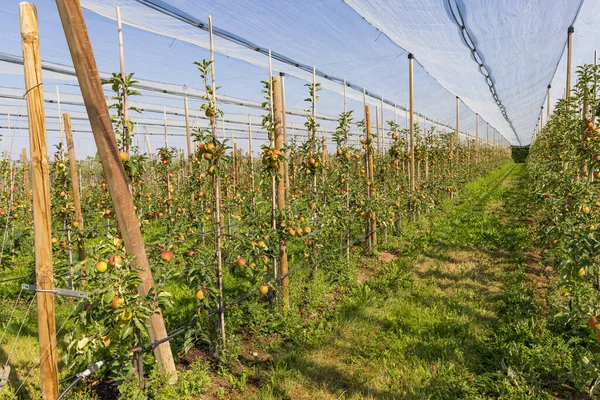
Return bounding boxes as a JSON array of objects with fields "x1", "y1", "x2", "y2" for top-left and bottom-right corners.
[{"x1": 0, "y1": 0, "x2": 527, "y2": 156}]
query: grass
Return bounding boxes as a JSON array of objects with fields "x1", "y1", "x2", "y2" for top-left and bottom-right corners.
[
  {"x1": 1, "y1": 163, "x2": 593, "y2": 399},
  {"x1": 230, "y1": 163, "x2": 590, "y2": 399}
]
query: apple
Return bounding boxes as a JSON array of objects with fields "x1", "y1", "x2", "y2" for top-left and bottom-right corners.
[
  {"x1": 95, "y1": 261, "x2": 108, "y2": 273},
  {"x1": 111, "y1": 295, "x2": 124, "y2": 309},
  {"x1": 258, "y1": 285, "x2": 269, "y2": 295},
  {"x1": 119, "y1": 309, "x2": 133, "y2": 323},
  {"x1": 195, "y1": 289, "x2": 205, "y2": 300},
  {"x1": 119, "y1": 151, "x2": 129, "y2": 162},
  {"x1": 160, "y1": 250, "x2": 174, "y2": 262},
  {"x1": 101, "y1": 335, "x2": 111, "y2": 347},
  {"x1": 235, "y1": 258, "x2": 246, "y2": 267},
  {"x1": 589, "y1": 316, "x2": 597, "y2": 329},
  {"x1": 109, "y1": 255, "x2": 123, "y2": 267},
  {"x1": 304, "y1": 226, "x2": 312, "y2": 234}
]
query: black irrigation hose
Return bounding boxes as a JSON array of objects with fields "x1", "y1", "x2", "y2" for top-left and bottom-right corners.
[{"x1": 56, "y1": 213, "x2": 405, "y2": 399}]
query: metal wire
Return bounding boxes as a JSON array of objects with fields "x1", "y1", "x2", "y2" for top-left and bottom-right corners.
[{"x1": 56, "y1": 213, "x2": 406, "y2": 398}]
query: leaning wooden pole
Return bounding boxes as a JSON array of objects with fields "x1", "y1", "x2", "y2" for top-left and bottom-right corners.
[
  {"x1": 55, "y1": 0, "x2": 177, "y2": 381},
  {"x1": 272, "y1": 76, "x2": 289, "y2": 308},
  {"x1": 63, "y1": 113, "x2": 86, "y2": 261},
  {"x1": 408, "y1": 53, "x2": 415, "y2": 191},
  {"x1": 20, "y1": 4, "x2": 59, "y2": 398}
]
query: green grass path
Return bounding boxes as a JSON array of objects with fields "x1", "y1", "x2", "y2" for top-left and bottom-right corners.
[{"x1": 248, "y1": 163, "x2": 575, "y2": 399}]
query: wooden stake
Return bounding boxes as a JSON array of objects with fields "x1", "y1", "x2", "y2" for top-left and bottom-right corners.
[
  {"x1": 64, "y1": 113, "x2": 85, "y2": 260},
  {"x1": 455, "y1": 96, "x2": 460, "y2": 146},
  {"x1": 280, "y1": 72, "x2": 290, "y2": 201},
  {"x1": 547, "y1": 85, "x2": 551, "y2": 119},
  {"x1": 566, "y1": 26, "x2": 574, "y2": 100},
  {"x1": 145, "y1": 134, "x2": 152, "y2": 160},
  {"x1": 364, "y1": 105, "x2": 373, "y2": 253},
  {"x1": 375, "y1": 105, "x2": 380, "y2": 156},
  {"x1": 55, "y1": 0, "x2": 177, "y2": 381},
  {"x1": 184, "y1": 86, "x2": 192, "y2": 173},
  {"x1": 272, "y1": 76, "x2": 288, "y2": 308},
  {"x1": 475, "y1": 113, "x2": 479, "y2": 162},
  {"x1": 408, "y1": 54, "x2": 415, "y2": 191},
  {"x1": 20, "y1": 4, "x2": 59, "y2": 398}
]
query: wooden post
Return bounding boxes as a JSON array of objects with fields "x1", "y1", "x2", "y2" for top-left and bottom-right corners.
[
  {"x1": 375, "y1": 106, "x2": 380, "y2": 157},
  {"x1": 380, "y1": 96, "x2": 384, "y2": 155},
  {"x1": 20, "y1": 4, "x2": 59, "y2": 398},
  {"x1": 63, "y1": 113, "x2": 85, "y2": 261},
  {"x1": 22, "y1": 148, "x2": 31, "y2": 207},
  {"x1": 424, "y1": 118, "x2": 429, "y2": 180},
  {"x1": 272, "y1": 76, "x2": 289, "y2": 308},
  {"x1": 116, "y1": 6, "x2": 129, "y2": 153},
  {"x1": 145, "y1": 134, "x2": 152, "y2": 160},
  {"x1": 280, "y1": 73, "x2": 290, "y2": 201},
  {"x1": 55, "y1": 0, "x2": 177, "y2": 381},
  {"x1": 547, "y1": 85, "x2": 551, "y2": 119},
  {"x1": 455, "y1": 96, "x2": 460, "y2": 146},
  {"x1": 364, "y1": 105, "x2": 373, "y2": 252},
  {"x1": 184, "y1": 86, "x2": 192, "y2": 173},
  {"x1": 566, "y1": 26, "x2": 574, "y2": 100},
  {"x1": 248, "y1": 115, "x2": 255, "y2": 209},
  {"x1": 408, "y1": 54, "x2": 415, "y2": 191},
  {"x1": 475, "y1": 113, "x2": 479, "y2": 162}
]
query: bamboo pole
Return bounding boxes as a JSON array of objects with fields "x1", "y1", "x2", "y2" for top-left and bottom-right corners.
[
  {"x1": 56, "y1": 86, "x2": 66, "y2": 151},
  {"x1": 22, "y1": 148, "x2": 31, "y2": 207},
  {"x1": 207, "y1": 15, "x2": 226, "y2": 347},
  {"x1": 55, "y1": 0, "x2": 177, "y2": 381},
  {"x1": 272, "y1": 76, "x2": 288, "y2": 308},
  {"x1": 116, "y1": 6, "x2": 129, "y2": 153},
  {"x1": 64, "y1": 113, "x2": 85, "y2": 261},
  {"x1": 20, "y1": 4, "x2": 59, "y2": 398},
  {"x1": 408, "y1": 54, "x2": 415, "y2": 191}
]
